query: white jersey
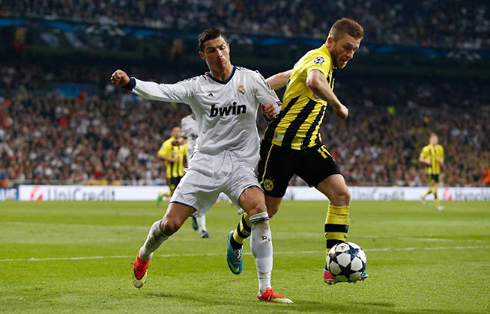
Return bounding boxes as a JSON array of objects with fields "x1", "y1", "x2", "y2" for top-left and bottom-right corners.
[
  {"x1": 181, "y1": 114, "x2": 199, "y2": 157},
  {"x1": 133, "y1": 66, "x2": 280, "y2": 167}
]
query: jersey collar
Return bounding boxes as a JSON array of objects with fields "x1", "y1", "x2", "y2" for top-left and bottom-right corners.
[
  {"x1": 322, "y1": 45, "x2": 335, "y2": 70},
  {"x1": 207, "y1": 66, "x2": 236, "y2": 85}
]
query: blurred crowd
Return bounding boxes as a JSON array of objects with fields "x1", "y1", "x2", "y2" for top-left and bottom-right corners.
[
  {"x1": 2, "y1": 0, "x2": 489, "y2": 49},
  {"x1": 1, "y1": 65, "x2": 488, "y2": 187},
  {"x1": 1, "y1": 93, "x2": 191, "y2": 185},
  {"x1": 324, "y1": 77, "x2": 490, "y2": 187}
]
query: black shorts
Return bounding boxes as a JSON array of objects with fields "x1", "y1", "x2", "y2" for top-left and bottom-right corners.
[
  {"x1": 256, "y1": 141, "x2": 341, "y2": 197},
  {"x1": 167, "y1": 176, "x2": 183, "y2": 191},
  {"x1": 429, "y1": 174, "x2": 440, "y2": 183}
]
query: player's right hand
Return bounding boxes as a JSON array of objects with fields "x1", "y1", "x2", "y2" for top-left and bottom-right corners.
[
  {"x1": 111, "y1": 69, "x2": 130, "y2": 87},
  {"x1": 334, "y1": 104, "x2": 349, "y2": 119}
]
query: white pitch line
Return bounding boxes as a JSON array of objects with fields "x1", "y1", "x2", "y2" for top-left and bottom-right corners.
[
  {"x1": 263, "y1": 233, "x2": 487, "y2": 243},
  {"x1": 1, "y1": 245, "x2": 488, "y2": 263}
]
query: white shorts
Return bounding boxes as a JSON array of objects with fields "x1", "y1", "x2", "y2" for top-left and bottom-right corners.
[{"x1": 170, "y1": 151, "x2": 261, "y2": 217}]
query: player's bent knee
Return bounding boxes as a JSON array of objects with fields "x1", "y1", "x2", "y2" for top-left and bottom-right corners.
[
  {"x1": 331, "y1": 189, "x2": 351, "y2": 206},
  {"x1": 342, "y1": 188, "x2": 352, "y2": 204},
  {"x1": 239, "y1": 186, "x2": 267, "y2": 216}
]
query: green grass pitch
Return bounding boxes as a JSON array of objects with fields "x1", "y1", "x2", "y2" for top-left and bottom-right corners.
[{"x1": 0, "y1": 200, "x2": 489, "y2": 313}]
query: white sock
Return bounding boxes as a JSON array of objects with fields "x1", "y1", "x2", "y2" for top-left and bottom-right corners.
[
  {"x1": 250, "y1": 213, "x2": 273, "y2": 294},
  {"x1": 197, "y1": 215, "x2": 207, "y2": 232},
  {"x1": 138, "y1": 220, "x2": 169, "y2": 261}
]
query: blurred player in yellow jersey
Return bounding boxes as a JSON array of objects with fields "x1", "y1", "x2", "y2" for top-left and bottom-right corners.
[
  {"x1": 157, "y1": 126, "x2": 188, "y2": 205},
  {"x1": 419, "y1": 133, "x2": 445, "y2": 210}
]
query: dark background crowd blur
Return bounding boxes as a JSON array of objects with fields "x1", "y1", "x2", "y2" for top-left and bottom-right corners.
[{"x1": 0, "y1": 0, "x2": 489, "y2": 187}]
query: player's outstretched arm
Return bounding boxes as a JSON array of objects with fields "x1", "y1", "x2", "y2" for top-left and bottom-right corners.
[
  {"x1": 110, "y1": 69, "x2": 192, "y2": 104},
  {"x1": 306, "y1": 69, "x2": 348, "y2": 119},
  {"x1": 266, "y1": 70, "x2": 292, "y2": 90}
]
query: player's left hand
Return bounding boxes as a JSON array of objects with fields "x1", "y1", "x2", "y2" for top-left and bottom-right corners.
[{"x1": 261, "y1": 104, "x2": 277, "y2": 120}]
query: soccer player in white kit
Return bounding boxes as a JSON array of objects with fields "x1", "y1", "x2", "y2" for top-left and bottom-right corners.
[
  {"x1": 111, "y1": 28, "x2": 291, "y2": 303},
  {"x1": 181, "y1": 114, "x2": 209, "y2": 238}
]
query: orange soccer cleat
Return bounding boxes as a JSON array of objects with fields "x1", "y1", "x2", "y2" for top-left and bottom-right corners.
[{"x1": 257, "y1": 287, "x2": 293, "y2": 304}]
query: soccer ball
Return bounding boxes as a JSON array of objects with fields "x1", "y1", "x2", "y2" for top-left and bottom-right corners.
[{"x1": 326, "y1": 242, "x2": 367, "y2": 282}]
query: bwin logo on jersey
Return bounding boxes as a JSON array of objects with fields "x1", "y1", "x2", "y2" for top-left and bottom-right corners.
[{"x1": 210, "y1": 102, "x2": 246, "y2": 117}]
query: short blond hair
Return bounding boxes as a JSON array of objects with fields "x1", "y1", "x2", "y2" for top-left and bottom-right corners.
[{"x1": 329, "y1": 18, "x2": 364, "y2": 40}]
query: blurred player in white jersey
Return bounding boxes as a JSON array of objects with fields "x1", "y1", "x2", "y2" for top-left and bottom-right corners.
[
  {"x1": 181, "y1": 114, "x2": 209, "y2": 238},
  {"x1": 111, "y1": 28, "x2": 291, "y2": 303}
]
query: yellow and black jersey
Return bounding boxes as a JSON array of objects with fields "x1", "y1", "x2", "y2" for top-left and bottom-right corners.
[
  {"x1": 158, "y1": 137, "x2": 188, "y2": 178},
  {"x1": 263, "y1": 44, "x2": 335, "y2": 150},
  {"x1": 420, "y1": 144, "x2": 444, "y2": 175}
]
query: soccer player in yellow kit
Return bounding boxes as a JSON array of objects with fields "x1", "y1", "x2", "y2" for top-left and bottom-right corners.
[
  {"x1": 157, "y1": 126, "x2": 187, "y2": 205},
  {"x1": 419, "y1": 133, "x2": 445, "y2": 210},
  {"x1": 226, "y1": 18, "x2": 368, "y2": 284}
]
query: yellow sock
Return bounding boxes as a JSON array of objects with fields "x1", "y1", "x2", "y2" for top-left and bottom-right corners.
[
  {"x1": 231, "y1": 213, "x2": 251, "y2": 247},
  {"x1": 433, "y1": 187, "x2": 439, "y2": 206},
  {"x1": 422, "y1": 188, "x2": 433, "y2": 198},
  {"x1": 325, "y1": 205, "x2": 349, "y2": 253}
]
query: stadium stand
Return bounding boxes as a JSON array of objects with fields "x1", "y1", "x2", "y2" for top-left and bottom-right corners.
[{"x1": 2, "y1": 0, "x2": 489, "y2": 49}]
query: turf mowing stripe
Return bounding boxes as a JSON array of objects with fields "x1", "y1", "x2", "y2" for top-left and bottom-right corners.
[
  {"x1": 1, "y1": 245, "x2": 488, "y2": 263},
  {"x1": 1, "y1": 222, "x2": 485, "y2": 243}
]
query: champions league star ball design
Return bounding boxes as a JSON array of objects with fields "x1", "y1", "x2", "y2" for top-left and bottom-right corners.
[{"x1": 326, "y1": 242, "x2": 367, "y2": 282}]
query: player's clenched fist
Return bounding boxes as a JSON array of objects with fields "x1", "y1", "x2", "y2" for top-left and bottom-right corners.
[{"x1": 111, "y1": 69, "x2": 130, "y2": 87}]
